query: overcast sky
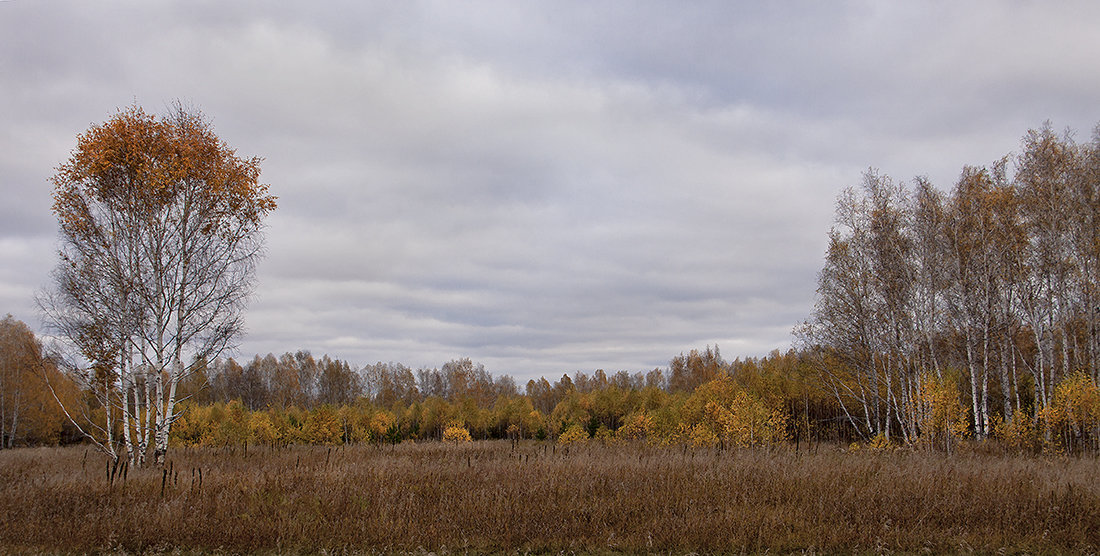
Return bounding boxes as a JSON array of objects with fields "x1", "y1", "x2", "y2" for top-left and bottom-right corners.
[{"x1": 3, "y1": 1, "x2": 1099, "y2": 382}]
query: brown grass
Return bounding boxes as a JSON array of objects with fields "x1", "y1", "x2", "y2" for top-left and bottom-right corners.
[{"x1": 0, "y1": 441, "x2": 1097, "y2": 554}]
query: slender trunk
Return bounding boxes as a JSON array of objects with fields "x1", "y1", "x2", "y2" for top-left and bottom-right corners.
[
  {"x1": 1011, "y1": 341, "x2": 1021, "y2": 414},
  {"x1": 900, "y1": 368, "x2": 915, "y2": 442},
  {"x1": 966, "y1": 333, "x2": 982, "y2": 439},
  {"x1": 1042, "y1": 325, "x2": 1055, "y2": 407},
  {"x1": 1000, "y1": 336, "x2": 1013, "y2": 423},
  {"x1": 869, "y1": 352, "x2": 882, "y2": 435},
  {"x1": 145, "y1": 368, "x2": 155, "y2": 464},
  {"x1": 121, "y1": 375, "x2": 134, "y2": 465},
  {"x1": 6, "y1": 394, "x2": 18, "y2": 449},
  {"x1": 1033, "y1": 326, "x2": 1048, "y2": 409},
  {"x1": 893, "y1": 373, "x2": 911, "y2": 444},
  {"x1": 929, "y1": 333, "x2": 942, "y2": 380},
  {"x1": 103, "y1": 379, "x2": 116, "y2": 460},
  {"x1": 154, "y1": 357, "x2": 183, "y2": 466},
  {"x1": 1062, "y1": 319, "x2": 1072, "y2": 379},
  {"x1": 1091, "y1": 290, "x2": 1099, "y2": 382},
  {"x1": 153, "y1": 371, "x2": 166, "y2": 466},
  {"x1": 858, "y1": 382, "x2": 873, "y2": 440},
  {"x1": 883, "y1": 355, "x2": 894, "y2": 441},
  {"x1": 980, "y1": 321, "x2": 990, "y2": 438}
]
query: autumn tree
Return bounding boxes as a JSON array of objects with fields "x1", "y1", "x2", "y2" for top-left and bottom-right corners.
[
  {"x1": 668, "y1": 346, "x2": 726, "y2": 393},
  {"x1": 0, "y1": 315, "x2": 78, "y2": 447},
  {"x1": 805, "y1": 172, "x2": 908, "y2": 440},
  {"x1": 1013, "y1": 124, "x2": 1085, "y2": 409},
  {"x1": 39, "y1": 104, "x2": 275, "y2": 466},
  {"x1": 943, "y1": 166, "x2": 1003, "y2": 438}
]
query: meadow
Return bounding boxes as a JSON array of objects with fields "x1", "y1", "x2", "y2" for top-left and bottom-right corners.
[{"x1": 0, "y1": 441, "x2": 1097, "y2": 554}]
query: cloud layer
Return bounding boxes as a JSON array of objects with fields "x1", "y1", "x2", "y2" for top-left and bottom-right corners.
[{"x1": 3, "y1": 1, "x2": 1100, "y2": 381}]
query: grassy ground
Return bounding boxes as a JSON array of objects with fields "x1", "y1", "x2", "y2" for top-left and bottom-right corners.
[{"x1": 0, "y1": 441, "x2": 1097, "y2": 554}]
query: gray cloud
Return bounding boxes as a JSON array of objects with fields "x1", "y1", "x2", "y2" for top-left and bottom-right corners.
[{"x1": 4, "y1": 1, "x2": 1100, "y2": 381}]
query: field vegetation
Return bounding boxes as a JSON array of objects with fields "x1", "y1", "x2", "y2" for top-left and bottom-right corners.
[{"x1": 1, "y1": 441, "x2": 1097, "y2": 554}]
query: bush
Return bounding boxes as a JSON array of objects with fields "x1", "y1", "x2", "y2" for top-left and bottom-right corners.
[
  {"x1": 1042, "y1": 372, "x2": 1100, "y2": 453},
  {"x1": 557, "y1": 424, "x2": 589, "y2": 445},
  {"x1": 443, "y1": 424, "x2": 472, "y2": 444}
]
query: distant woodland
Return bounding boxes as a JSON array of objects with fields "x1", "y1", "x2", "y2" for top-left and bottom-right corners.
[{"x1": 3, "y1": 122, "x2": 1100, "y2": 455}]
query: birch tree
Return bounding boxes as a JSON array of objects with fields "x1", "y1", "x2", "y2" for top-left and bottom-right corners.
[
  {"x1": 807, "y1": 179, "x2": 883, "y2": 439},
  {"x1": 1015, "y1": 124, "x2": 1078, "y2": 408},
  {"x1": 943, "y1": 166, "x2": 1000, "y2": 438},
  {"x1": 40, "y1": 104, "x2": 276, "y2": 466}
]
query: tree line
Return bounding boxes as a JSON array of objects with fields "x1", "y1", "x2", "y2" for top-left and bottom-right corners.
[
  {"x1": 3, "y1": 309, "x2": 1097, "y2": 452},
  {"x1": 163, "y1": 346, "x2": 811, "y2": 449},
  {"x1": 1, "y1": 333, "x2": 823, "y2": 449},
  {"x1": 800, "y1": 122, "x2": 1100, "y2": 452}
]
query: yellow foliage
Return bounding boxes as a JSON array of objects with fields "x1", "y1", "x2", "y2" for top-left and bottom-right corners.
[
  {"x1": 248, "y1": 411, "x2": 280, "y2": 446},
  {"x1": 593, "y1": 424, "x2": 615, "y2": 444},
  {"x1": 305, "y1": 406, "x2": 342, "y2": 445},
  {"x1": 688, "y1": 423, "x2": 719, "y2": 448},
  {"x1": 443, "y1": 424, "x2": 472, "y2": 443},
  {"x1": 505, "y1": 423, "x2": 521, "y2": 439},
  {"x1": 169, "y1": 403, "x2": 204, "y2": 447},
  {"x1": 913, "y1": 372, "x2": 969, "y2": 451},
  {"x1": 992, "y1": 413, "x2": 1040, "y2": 452},
  {"x1": 0, "y1": 316, "x2": 80, "y2": 446},
  {"x1": 342, "y1": 406, "x2": 373, "y2": 444},
  {"x1": 557, "y1": 424, "x2": 589, "y2": 445},
  {"x1": 658, "y1": 423, "x2": 689, "y2": 446},
  {"x1": 681, "y1": 373, "x2": 736, "y2": 424},
  {"x1": 224, "y1": 400, "x2": 250, "y2": 445},
  {"x1": 525, "y1": 409, "x2": 544, "y2": 437},
  {"x1": 370, "y1": 411, "x2": 396, "y2": 443},
  {"x1": 705, "y1": 391, "x2": 789, "y2": 448},
  {"x1": 617, "y1": 412, "x2": 655, "y2": 442},
  {"x1": 868, "y1": 433, "x2": 893, "y2": 452},
  {"x1": 1041, "y1": 372, "x2": 1100, "y2": 452}
]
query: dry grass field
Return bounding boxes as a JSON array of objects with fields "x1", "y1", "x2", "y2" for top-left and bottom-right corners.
[{"x1": 0, "y1": 441, "x2": 1097, "y2": 554}]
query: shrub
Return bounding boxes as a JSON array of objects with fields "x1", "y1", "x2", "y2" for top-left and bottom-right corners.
[
  {"x1": 617, "y1": 412, "x2": 654, "y2": 443},
  {"x1": 992, "y1": 412, "x2": 1040, "y2": 453},
  {"x1": 443, "y1": 424, "x2": 472, "y2": 444},
  {"x1": 688, "y1": 423, "x2": 719, "y2": 448},
  {"x1": 1042, "y1": 372, "x2": 1100, "y2": 453},
  {"x1": 249, "y1": 411, "x2": 281, "y2": 446},
  {"x1": 557, "y1": 424, "x2": 589, "y2": 445},
  {"x1": 913, "y1": 371, "x2": 969, "y2": 452}
]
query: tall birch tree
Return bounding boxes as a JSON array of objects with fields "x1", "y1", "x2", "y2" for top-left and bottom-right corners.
[{"x1": 40, "y1": 104, "x2": 276, "y2": 466}]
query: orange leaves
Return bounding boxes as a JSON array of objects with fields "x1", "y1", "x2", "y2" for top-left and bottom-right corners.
[{"x1": 50, "y1": 104, "x2": 276, "y2": 240}]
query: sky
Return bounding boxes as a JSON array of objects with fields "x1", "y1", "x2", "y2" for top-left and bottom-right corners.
[{"x1": 3, "y1": 1, "x2": 1100, "y2": 383}]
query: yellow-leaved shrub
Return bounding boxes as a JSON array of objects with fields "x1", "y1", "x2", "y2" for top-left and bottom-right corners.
[
  {"x1": 913, "y1": 371, "x2": 968, "y2": 452},
  {"x1": 443, "y1": 423, "x2": 472, "y2": 443},
  {"x1": 557, "y1": 424, "x2": 589, "y2": 445},
  {"x1": 1041, "y1": 372, "x2": 1100, "y2": 453}
]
